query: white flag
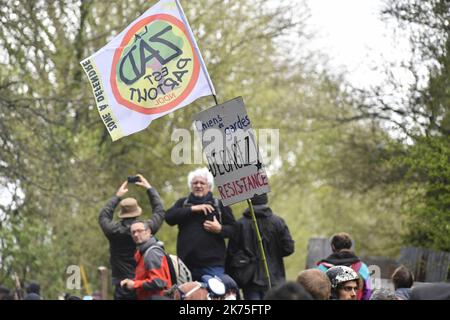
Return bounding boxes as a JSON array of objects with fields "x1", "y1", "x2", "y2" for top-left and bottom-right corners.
[{"x1": 80, "y1": 0, "x2": 215, "y2": 141}]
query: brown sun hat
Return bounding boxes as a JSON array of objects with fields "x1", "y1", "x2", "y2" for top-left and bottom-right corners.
[{"x1": 118, "y1": 198, "x2": 142, "y2": 218}]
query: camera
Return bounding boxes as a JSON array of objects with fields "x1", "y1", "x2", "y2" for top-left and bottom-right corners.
[
  {"x1": 206, "y1": 212, "x2": 215, "y2": 221},
  {"x1": 127, "y1": 175, "x2": 141, "y2": 183}
]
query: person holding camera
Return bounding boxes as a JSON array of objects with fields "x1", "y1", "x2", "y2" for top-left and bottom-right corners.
[
  {"x1": 165, "y1": 167, "x2": 237, "y2": 281},
  {"x1": 99, "y1": 174, "x2": 165, "y2": 300}
]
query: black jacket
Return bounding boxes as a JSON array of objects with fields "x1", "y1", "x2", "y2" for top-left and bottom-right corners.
[
  {"x1": 226, "y1": 205, "x2": 294, "y2": 290},
  {"x1": 98, "y1": 188, "x2": 165, "y2": 285},
  {"x1": 410, "y1": 283, "x2": 450, "y2": 300},
  {"x1": 165, "y1": 192, "x2": 236, "y2": 269},
  {"x1": 318, "y1": 250, "x2": 361, "y2": 266}
]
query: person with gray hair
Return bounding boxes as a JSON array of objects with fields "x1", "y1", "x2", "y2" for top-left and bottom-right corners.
[{"x1": 165, "y1": 167, "x2": 236, "y2": 281}]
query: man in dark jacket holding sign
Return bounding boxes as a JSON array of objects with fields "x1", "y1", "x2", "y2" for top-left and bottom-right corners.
[
  {"x1": 99, "y1": 174, "x2": 165, "y2": 300},
  {"x1": 226, "y1": 193, "x2": 295, "y2": 300},
  {"x1": 165, "y1": 167, "x2": 237, "y2": 281}
]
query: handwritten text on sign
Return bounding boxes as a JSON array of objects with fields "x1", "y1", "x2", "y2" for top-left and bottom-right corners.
[{"x1": 193, "y1": 96, "x2": 270, "y2": 206}]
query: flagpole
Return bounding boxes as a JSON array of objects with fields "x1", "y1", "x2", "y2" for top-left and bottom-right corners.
[
  {"x1": 175, "y1": 0, "x2": 217, "y2": 99},
  {"x1": 247, "y1": 199, "x2": 272, "y2": 289}
]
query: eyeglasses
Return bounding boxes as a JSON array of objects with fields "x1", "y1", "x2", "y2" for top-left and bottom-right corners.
[{"x1": 131, "y1": 229, "x2": 147, "y2": 235}]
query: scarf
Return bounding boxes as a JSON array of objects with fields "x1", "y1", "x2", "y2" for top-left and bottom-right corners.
[{"x1": 187, "y1": 191, "x2": 214, "y2": 205}]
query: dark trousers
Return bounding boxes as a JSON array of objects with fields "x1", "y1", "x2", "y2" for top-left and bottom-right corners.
[
  {"x1": 243, "y1": 289, "x2": 266, "y2": 300},
  {"x1": 190, "y1": 265, "x2": 225, "y2": 282}
]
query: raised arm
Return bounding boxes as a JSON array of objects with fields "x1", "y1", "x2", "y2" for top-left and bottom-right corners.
[
  {"x1": 98, "y1": 181, "x2": 128, "y2": 237},
  {"x1": 135, "y1": 174, "x2": 165, "y2": 234}
]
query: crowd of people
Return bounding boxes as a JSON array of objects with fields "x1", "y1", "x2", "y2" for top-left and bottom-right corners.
[{"x1": 1, "y1": 167, "x2": 449, "y2": 300}]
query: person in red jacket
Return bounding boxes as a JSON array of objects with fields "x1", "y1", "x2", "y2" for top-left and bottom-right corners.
[{"x1": 120, "y1": 221, "x2": 172, "y2": 300}]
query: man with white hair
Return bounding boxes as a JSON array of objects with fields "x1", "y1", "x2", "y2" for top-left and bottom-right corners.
[{"x1": 165, "y1": 167, "x2": 236, "y2": 281}]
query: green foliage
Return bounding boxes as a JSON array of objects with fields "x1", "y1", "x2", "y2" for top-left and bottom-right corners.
[
  {"x1": 394, "y1": 136, "x2": 450, "y2": 251},
  {"x1": 0, "y1": 0, "x2": 315, "y2": 298},
  {"x1": 376, "y1": 0, "x2": 450, "y2": 250},
  {"x1": 0, "y1": 0, "x2": 447, "y2": 298}
]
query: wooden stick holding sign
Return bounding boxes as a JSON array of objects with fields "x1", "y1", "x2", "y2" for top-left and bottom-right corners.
[
  {"x1": 193, "y1": 96, "x2": 272, "y2": 289},
  {"x1": 247, "y1": 198, "x2": 272, "y2": 289}
]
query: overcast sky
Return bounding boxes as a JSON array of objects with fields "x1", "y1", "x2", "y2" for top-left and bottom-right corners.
[{"x1": 303, "y1": 0, "x2": 412, "y2": 89}]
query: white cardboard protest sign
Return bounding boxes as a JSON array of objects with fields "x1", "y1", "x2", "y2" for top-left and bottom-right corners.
[{"x1": 193, "y1": 97, "x2": 270, "y2": 206}]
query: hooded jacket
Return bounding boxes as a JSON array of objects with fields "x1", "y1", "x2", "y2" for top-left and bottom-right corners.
[
  {"x1": 226, "y1": 204, "x2": 295, "y2": 290},
  {"x1": 317, "y1": 250, "x2": 372, "y2": 300}
]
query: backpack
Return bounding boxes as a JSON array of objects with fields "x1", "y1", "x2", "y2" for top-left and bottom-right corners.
[
  {"x1": 227, "y1": 249, "x2": 257, "y2": 287},
  {"x1": 318, "y1": 261, "x2": 362, "y2": 273},
  {"x1": 318, "y1": 260, "x2": 364, "y2": 300},
  {"x1": 166, "y1": 254, "x2": 192, "y2": 285},
  {"x1": 145, "y1": 245, "x2": 192, "y2": 286},
  {"x1": 225, "y1": 221, "x2": 258, "y2": 288}
]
